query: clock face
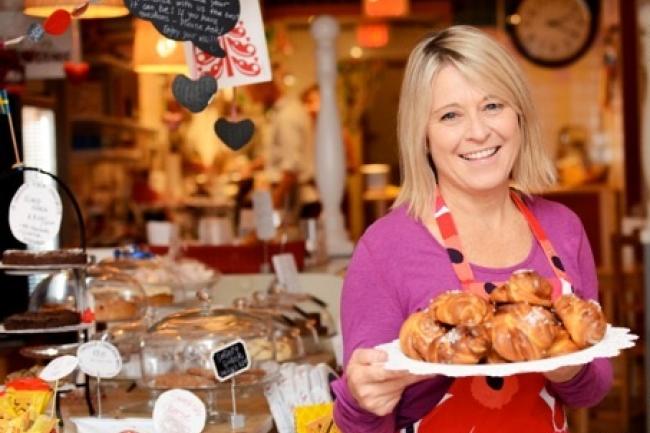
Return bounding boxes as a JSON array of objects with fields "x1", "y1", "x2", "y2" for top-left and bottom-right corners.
[{"x1": 509, "y1": 0, "x2": 597, "y2": 67}]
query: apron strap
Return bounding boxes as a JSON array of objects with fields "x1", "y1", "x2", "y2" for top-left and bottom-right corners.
[{"x1": 433, "y1": 188, "x2": 574, "y2": 292}]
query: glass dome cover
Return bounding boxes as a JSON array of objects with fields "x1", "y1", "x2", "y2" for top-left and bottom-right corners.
[
  {"x1": 87, "y1": 269, "x2": 147, "y2": 323},
  {"x1": 140, "y1": 307, "x2": 281, "y2": 390}
]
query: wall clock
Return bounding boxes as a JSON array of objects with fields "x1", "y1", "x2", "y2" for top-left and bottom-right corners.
[{"x1": 506, "y1": 0, "x2": 600, "y2": 68}]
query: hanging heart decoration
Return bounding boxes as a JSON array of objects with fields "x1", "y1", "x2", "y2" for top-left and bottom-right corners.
[
  {"x1": 43, "y1": 9, "x2": 72, "y2": 35},
  {"x1": 214, "y1": 117, "x2": 255, "y2": 151},
  {"x1": 172, "y1": 75, "x2": 218, "y2": 113}
]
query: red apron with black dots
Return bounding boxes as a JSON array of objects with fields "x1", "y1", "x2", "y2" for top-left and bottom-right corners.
[{"x1": 416, "y1": 190, "x2": 573, "y2": 433}]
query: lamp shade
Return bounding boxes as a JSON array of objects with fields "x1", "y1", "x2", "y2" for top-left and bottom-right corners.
[
  {"x1": 363, "y1": 0, "x2": 410, "y2": 18},
  {"x1": 356, "y1": 23, "x2": 389, "y2": 48},
  {"x1": 23, "y1": 0, "x2": 129, "y2": 18},
  {"x1": 133, "y1": 19, "x2": 188, "y2": 74}
]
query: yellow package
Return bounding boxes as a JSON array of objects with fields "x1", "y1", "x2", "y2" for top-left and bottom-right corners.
[
  {"x1": 26, "y1": 414, "x2": 57, "y2": 433},
  {"x1": 295, "y1": 403, "x2": 341, "y2": 433}
]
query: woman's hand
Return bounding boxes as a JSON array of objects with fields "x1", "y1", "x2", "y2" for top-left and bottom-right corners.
[
  {"x1": 543, "y1": 364, "x2": 583, "y2": 383},
  {"x1": 346, "y1": 348, "x2": 432, "y2": 417}
]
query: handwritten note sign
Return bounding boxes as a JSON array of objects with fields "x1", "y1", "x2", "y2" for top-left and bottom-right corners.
[
  {"x1": 77, "y1": 341, "x2": 122, "y2": 379},
  {"x1": 9, "y1": 182, "x2": 62, "y2": 246},
  {"x1": 272, "y1": 253, "x2": 301, "y2": 293},
  {"x1": 153, "y1": 389, "x2": 206, "y2": 433},
  {"x1": 210, "y1": 339, "x2": 251, "y2": 382},
  {"x1": 39, "y1": 355, "x2": 79, "y2": 382},
  {"x1": 252, "y1": 190, "x2": 275, "y2": 241},
  {"x1": 124, "y1": 0, "x2": 240, "y2": 57},
  {"x1": 188, "y1": 0, "x2": 271, "y2": 88}
]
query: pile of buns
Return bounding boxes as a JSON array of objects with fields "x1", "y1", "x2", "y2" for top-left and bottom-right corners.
[{"x1": 399, "y1": 270, "x2": 607, "y2": 364}]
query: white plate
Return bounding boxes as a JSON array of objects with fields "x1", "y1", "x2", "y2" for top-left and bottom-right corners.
[
  {"x1": 377, "y1": 325, "x2": 638, "y2": 377},
  {"x1": 0, "y1": 322, "x2": 93, "y2": 334}
]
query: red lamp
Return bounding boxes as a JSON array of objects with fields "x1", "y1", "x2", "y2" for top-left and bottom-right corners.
[
  {"x1": 363, "y1": 0, "x2": 410, "y2": 18},
  {"x1": 356, "y1": 23, "x2": 390, "y2": 48}
]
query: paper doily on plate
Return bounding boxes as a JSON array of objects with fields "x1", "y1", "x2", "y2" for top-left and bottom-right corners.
[{"x1": 376, "y1": 325, "x2": 638, "y2": 377}]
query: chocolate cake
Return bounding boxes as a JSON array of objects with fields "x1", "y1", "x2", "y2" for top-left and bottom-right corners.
[
  {"x1": 2, "y1": 249, "x2": 87, "y2": 266},
  {"x1": 3, "y1": 310, "x2": 81, "y2": 330}
]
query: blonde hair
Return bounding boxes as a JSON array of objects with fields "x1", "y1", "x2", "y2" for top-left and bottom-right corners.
[{"x1": 393, "y1": 25, "x2": 556, "y2": 221}]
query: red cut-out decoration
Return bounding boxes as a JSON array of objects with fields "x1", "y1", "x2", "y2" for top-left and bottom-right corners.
[
  {"x1": 43, "y1": 9, "x2": 72, "y2": 35},
  {"x1": 194, "y1": 20, "x2": 262, "y2": 80}
]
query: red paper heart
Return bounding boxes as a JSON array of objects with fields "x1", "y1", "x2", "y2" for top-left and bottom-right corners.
[
  {"x1": 43, "y1": 9, "x2": 72, "y2": 35},
  {"x1": 64, "y1": 61, "x2": 90, "y2": 82}
]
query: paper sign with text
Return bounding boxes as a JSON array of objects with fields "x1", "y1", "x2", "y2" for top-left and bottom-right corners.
[
  {"x1": 186, "y1": 0, "x2": 271, "y2": 87},
  {"x1": 9, "y1": 182, "x2": 62, "y2": 246},
  {"x1": 252, "y1": 190, "x2": 275, "y2": 241},
  {"x1": 210, "y1": 338, "x2": 251, "y2": 382},
  {"x1": 153, "y1": 389, "x2": 206, "y2": 433},
  {"x1": 39, "y1": 355, "x2": 79, "y2": 382},
  {"x1": 272, "y1": 253, "x2": 301, "y2": 293},
  {"x1": 77, "y1": 341, "x2": 122, "y2": 379}
]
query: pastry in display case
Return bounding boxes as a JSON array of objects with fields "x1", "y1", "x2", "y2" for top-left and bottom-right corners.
[
  {"x1": 86, "y1": 268, "x2": 147, "y2": 323},
  {"x1": 2, "y1": 270, "x2": 89, "y2": 331},
  {"x1": 99, "y1": 256, "x2": 220, "y2": 306}
]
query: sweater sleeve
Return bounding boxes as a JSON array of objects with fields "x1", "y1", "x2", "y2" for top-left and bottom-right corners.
[
  {"x1": 547, "y1": 218, "x2": 613, "y2": 407},
  {"x1": 332, "y1": 239, "x2": 451, "y2": 432}
]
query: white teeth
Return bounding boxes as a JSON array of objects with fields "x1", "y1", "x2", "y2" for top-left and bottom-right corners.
[{"x1": 461, "y1": 146, "x2": 499, "y2": 160}]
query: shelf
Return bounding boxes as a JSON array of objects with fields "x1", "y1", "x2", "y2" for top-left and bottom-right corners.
[
  {"x1": 71, "y1": 148, "x2": 143, "y2": 161},
  {"x1": 71, "y1": 115, "x2": 157, "y2": 134}
]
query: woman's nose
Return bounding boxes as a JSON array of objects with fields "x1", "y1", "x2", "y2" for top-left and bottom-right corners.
[{"x1": 465, "y1": 114, "x2": 490, "y2": 143}]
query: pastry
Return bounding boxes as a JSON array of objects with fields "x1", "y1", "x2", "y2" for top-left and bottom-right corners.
[
  {"x1": 426, "y1": 325, "x2": 491, "y2": 364},
  {"x1": 93, "y1": 294, "x2": 140, "y2": 322},
  {"x1": 152, "y1": 372, "x2": 215, "y2": 388},
  {"x1": 489, "y1": 270, "x2": 552, "y2": 307},
  {"x1": 546, "y1": 329, "x2": 580, "y2": 357},
  {"x1": 2, "y1": 249, "x2": 87, "y2": 265},
  {"x1": 429, "y1": 291, "x2": 493, "y2": 326},
  {"x1": 490, "y1": 303, "x2": 559, "y2": 361},
  {"x1": 553, "y1": 294, "x2": 606, "y2": 348},
  {"x1": 3, "y1": 309, "x2": 81, "y2": 330},
  {"x1": 399, "y1": 310, "x2": 446, "y2": 361}
]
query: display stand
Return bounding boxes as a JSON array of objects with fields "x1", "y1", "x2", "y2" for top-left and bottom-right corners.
[{"x1": 0, "y1": 164, "x2": 95, "y2": 418}]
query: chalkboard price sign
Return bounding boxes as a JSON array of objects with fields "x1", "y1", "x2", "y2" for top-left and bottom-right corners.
[
  {"x1": 124, "y1": 0, "x2": 240, "y2": 57},
  {"x1": 210, "y1": 339, "x2": 251, "y2": 382}
]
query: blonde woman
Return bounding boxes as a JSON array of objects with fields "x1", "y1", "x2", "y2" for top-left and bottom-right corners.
[{"x1": 331, "y1": 26, "x2": 612, "y2": 433}]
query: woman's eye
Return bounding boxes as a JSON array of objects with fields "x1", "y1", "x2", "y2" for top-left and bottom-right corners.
[
  {"x1": 484, "y1": 102, "x2": 504, "y2": 112},
  {"x1": 440, "y1": 112, "x2": 458, "y2": 121}
]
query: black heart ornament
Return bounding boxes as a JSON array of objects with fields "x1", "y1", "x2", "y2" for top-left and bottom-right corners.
[
  {"x1": 214, "y1": 117, "x2": 255, "y2": 151},
  {"x1": 172, "y1": 75, "x2": 218, "y2": 113}
]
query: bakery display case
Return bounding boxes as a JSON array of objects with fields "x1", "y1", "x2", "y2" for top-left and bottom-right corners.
[
  {"x1": 99, "y1": 256, "x2": 220, "y2": 307},
  {"x1": 233, "y1": 284, "x2": 337, "y2": 358},
  {"x1": 140, "y1": 307, "x2": 280, "y2": 391},
  {"x1": 98, "y1": 320, "x2": 148, "y2": 380}
]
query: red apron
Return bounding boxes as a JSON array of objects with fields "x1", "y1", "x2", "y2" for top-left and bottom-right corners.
[{"x1": 416, "y1": 190, "x2": 573, "y2": 433}]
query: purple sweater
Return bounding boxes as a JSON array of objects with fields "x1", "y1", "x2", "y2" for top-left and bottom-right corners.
[{"x1": 331, "y1": 196, "x2": 613, "y2": 433}]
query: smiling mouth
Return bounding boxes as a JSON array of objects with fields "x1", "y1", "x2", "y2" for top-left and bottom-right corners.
[{"x1": 460, "y1": 146, "x2": 501, "y2": 161}]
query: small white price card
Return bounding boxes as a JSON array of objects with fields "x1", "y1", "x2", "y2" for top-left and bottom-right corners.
[
  {"x1": 272, "y1": 253, "x2": 301, "y2": 293},
  {"x1": 76, "y1": 341, "x2": 122, "y2": 379},
  {"x1": 153, "y1": 389, "x2": 206, "y2": 433},
  {"x1": 39, "y1": 355, "x2": 79, "y2": 382},
  {"x1": 252, "y1": 190, "x2": 275, "y2": 241},
  {"x1": 9, "y1": 182, "x2": 62, "y2": 246}
]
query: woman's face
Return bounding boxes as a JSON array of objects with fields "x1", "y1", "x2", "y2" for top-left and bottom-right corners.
[{"x1": 426, "y1": 65, "x2": 521, "y2": 195}]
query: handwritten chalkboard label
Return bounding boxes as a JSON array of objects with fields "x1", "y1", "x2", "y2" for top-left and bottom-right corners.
[
  {"x1": 9, "y1": 182, "x2": 62, "y2": 246},
  {"x1": 124, "y1": 0, "x2": 240, "y2": 57},
  {"x1": 210, "y1": 339, "x2": 250, "y2": 382}
]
